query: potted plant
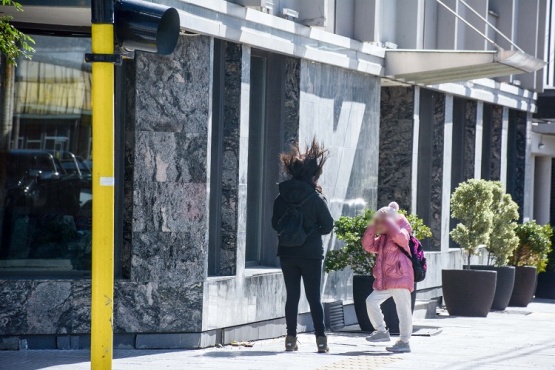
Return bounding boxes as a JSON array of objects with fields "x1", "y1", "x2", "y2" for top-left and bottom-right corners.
[
  {"x1": 325, "y1": 209, "x2": 432, "y2": 333},
  {"x1": 508, "y1": 221, "x2": 553, "y2": 306},
  {"x1": 536, "y1": 242, "x2": 555, "y2": 299},
  {"x1": 444, "y1": 179, "x2": 498, "y2": 317},
  {"x1": 470, "y1": 182, "x2": 519, "y2": 310}
]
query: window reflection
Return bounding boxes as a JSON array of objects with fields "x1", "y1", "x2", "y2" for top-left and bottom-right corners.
[{"x1": 0, "y1": 35, "x2": 92, "y2": 272}]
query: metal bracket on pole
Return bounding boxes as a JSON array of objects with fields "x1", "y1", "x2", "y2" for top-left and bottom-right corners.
[{"x1": 85, "y1": 53, "x2": 123, "y2": 65}]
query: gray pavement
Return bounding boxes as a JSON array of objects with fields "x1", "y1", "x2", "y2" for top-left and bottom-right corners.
[{"x1": 1, "y1": 299, "x2": 555, "y2": 370}]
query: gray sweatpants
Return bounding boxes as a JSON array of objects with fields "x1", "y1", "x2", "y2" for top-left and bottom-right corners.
[{"x1": 366, "y1": 288, "x2": 413, "y2": 343}]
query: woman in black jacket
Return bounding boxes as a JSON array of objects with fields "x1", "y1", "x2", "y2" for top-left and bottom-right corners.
[{"x1": 272, "y1": 140, "x2": 334, "y2": 353}]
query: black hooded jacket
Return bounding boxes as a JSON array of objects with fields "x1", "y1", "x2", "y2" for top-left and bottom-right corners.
[{"x1": 272, "y1": 179, "x2": 334, "y2": 260}]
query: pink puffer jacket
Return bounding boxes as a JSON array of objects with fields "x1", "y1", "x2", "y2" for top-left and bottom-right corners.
[{"x1": 361, "y1": 215, "x2": 414, "y2": 292}]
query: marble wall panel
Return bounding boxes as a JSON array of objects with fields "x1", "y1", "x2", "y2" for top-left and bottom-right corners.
[
  {"x1": 131, "y1": 231, "x2": 206, "y2": 284},
  {"x1": 218, "y1": 42, "x2": 242, "y2": 276},
  {"x1": 283, "y1": 57, "x2": 300, "y2": 149},
  {"x1": 71, "y1": 281, "x2": 91, "y2": 333},
  {"x1": 430, "y1": 93, "x2": 445, "y2": 250},
  {"x1": 464, "y1": 100, "x2": 477, "y2": 181},
  {"x1": 490, "y1": 105, "x2": 503, "y2": 180},
  {"x1": 120, "y1": 35, "x2": 211, "y2": 334},
  {"x1": 27, "y1": 282, "x2": 72, "y2": 334},
  {"x1": 133, "y1": 132, "x2": 207, "y2": 184},
  {"x1": 122, "y1": 60, "x2": 137, "y2": 279},
  {"x1": 134, "y1": 39, "x2": 211, "y2": 135},
  {"x1": 3, "y1": 279, "x2": 203, "y2": 336},
  {"x1": 0, "y1": 281, "x2": 35, "y2": 335},
  {"x1": 378, "y1": 87, "x2": 414, "y2": 210},
  {"x1": 114, "y1": 281, "x2": 203, "y2": 333},
  {"x1": 132, "y1": 182, "x2": 206, "y2": 234},
  {"x1": 508, "y1": 110, "x2": 527, "y2": 216},
  {"x1": 0, "y1": 281, "x2": 74, "y2": 335}
]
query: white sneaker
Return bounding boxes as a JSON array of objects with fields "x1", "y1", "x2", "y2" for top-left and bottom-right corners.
[
  {"x1": 386, "y1": 340, "x2": 411, "y2": 353},
  {"x1": 365, "y1": 330, "x2": 391, "y2": 342}
]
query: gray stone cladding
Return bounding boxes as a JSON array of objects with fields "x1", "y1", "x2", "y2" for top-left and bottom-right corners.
[{"x1": 378, "y1": 86, "x2": 414, "y2": 211}]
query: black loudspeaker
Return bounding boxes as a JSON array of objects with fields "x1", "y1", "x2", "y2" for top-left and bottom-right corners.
[{"x1": 115, "y1": 0, "x2": 180, "y2": 55}]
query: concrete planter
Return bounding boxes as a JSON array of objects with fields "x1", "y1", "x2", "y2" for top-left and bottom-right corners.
[
  {"x1": 469, "y1": 265, "x2": 516, "y2": 310},
  {"x1": 352, "y1": 275, "x2": 415, "y2": 334},
  {"x1": 442, "y1": 269, "x2": 497, "y2": 317},
  {"x1": 509, "y1": 266, "x2": 538, "y2": 307},
  {"x1": 535, "y1": 271, "x2": 555, "y2": 299}
]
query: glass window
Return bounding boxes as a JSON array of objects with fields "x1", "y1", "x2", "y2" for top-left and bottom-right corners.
[
  {"x1": 0, "y1": 35, "x2": 92, "y2": 273},
  {"x1": 245, "y1": 51, "x2": 286, "y2": 267},
  {"x1": 245, "y1": 55, "x2": 267, "y2": 265}
]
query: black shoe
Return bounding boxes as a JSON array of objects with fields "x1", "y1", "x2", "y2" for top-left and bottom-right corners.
[
  {"x1": 316, "y1": 336, "x2": 329, "y2": 353},
  {"x1": 285, "y1": 335, "x2": 298, "y2": 351}
]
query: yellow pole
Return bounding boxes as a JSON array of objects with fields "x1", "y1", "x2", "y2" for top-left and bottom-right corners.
[{"x1": 90, "y1": 23, "x2": 115, "y2": 370}]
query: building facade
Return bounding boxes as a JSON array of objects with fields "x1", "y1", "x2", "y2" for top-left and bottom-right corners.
[{"x1": 0, "y1": 0, "x2": 548, "y2": 349}]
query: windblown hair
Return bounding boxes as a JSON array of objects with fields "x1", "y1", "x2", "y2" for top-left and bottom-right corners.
[{"x1": 280, "y1": 139, "x2": 329, "y2": 187}]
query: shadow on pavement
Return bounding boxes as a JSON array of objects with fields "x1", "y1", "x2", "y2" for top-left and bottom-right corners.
[
  {"x1": 335, "y1": 324, "x2": 442, "y2": 337},
  {"x1": 199, "y1": 349, "x2": 395, "y2": 358},
  {"x1": 0, "y1": 349, "x2": 187, "y2": 370},
  {"x1": 333, "y1": 351, "x2": 394, "y2": 357},
  {"x1": 446, "y1": 342, "x2": 555, "y2": 370},
  {"x1": 200, "y1": 350, "x2": 280, "y2": 358},
  {"x1": 0, "y1": 350, "x2": 90, "y2": 370}
]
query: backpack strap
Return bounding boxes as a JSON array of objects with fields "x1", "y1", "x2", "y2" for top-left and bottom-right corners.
[
  {"x1": 279, "y1": 191, "x2": 318, "y2": 206},
  {"x1": 298, "y1": 191, "x2": 318, "y2": 206},
  {"x1": 397, "y1": 245, "x2": 412, "y2": 260},
  {"x1": 396, "y1": 236, "x2": 413, "y2": 261}
]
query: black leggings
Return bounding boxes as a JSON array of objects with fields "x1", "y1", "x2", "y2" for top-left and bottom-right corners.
[{"x1": 280, "y1": 257, "x2": 326, "y2": 337}]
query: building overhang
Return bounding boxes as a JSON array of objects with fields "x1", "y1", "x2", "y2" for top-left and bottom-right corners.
[
  {"x1": 385, "y1": 49, "x2": 546, "y2": 85},
  {"x1": 1, "y1": 1, "x2": 91, "y2": 34}
]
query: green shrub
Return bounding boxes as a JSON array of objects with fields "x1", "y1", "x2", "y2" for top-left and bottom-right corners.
[
  {"x1": 510, "y1": 221, "x2": 553, "y2": 272},
  {"x1": 450, "y1": 179, "x2": 495, "y2": 266},
  {"x1": 400, "y1": 210, "x2": 433, "y2": 241},
  {"x1": 546, "y1": 243, "x2": 555, "y2": 273},
  {"x1": 325, "y1": 209, "x2": 375, "y2": 275},
  {"x1": 487, "y1": 182, "x2": 519, "y2": 266}
]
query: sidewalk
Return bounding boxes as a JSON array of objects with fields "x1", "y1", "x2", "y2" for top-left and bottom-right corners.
[{"x1": 2, "y1": 299, "x2": 555, "y2": 370}]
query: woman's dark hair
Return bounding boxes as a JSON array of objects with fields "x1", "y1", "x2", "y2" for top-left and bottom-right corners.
[{"x1": 280, "y1": 139, "x2": 329, "y2": 186}]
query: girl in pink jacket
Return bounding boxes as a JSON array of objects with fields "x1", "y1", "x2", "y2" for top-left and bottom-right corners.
[{"x1": 361, "y1": 202, "x2": 414, "y2": 353}]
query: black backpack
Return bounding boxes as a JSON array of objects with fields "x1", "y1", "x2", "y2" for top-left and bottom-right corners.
[{"x1": 276, "y1": 192, "x2": 318, "y2": 247}]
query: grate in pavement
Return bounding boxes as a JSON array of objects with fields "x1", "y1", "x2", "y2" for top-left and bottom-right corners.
[{"x1": 317, "y1": 356, "x2": 402, "y2": 370}]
